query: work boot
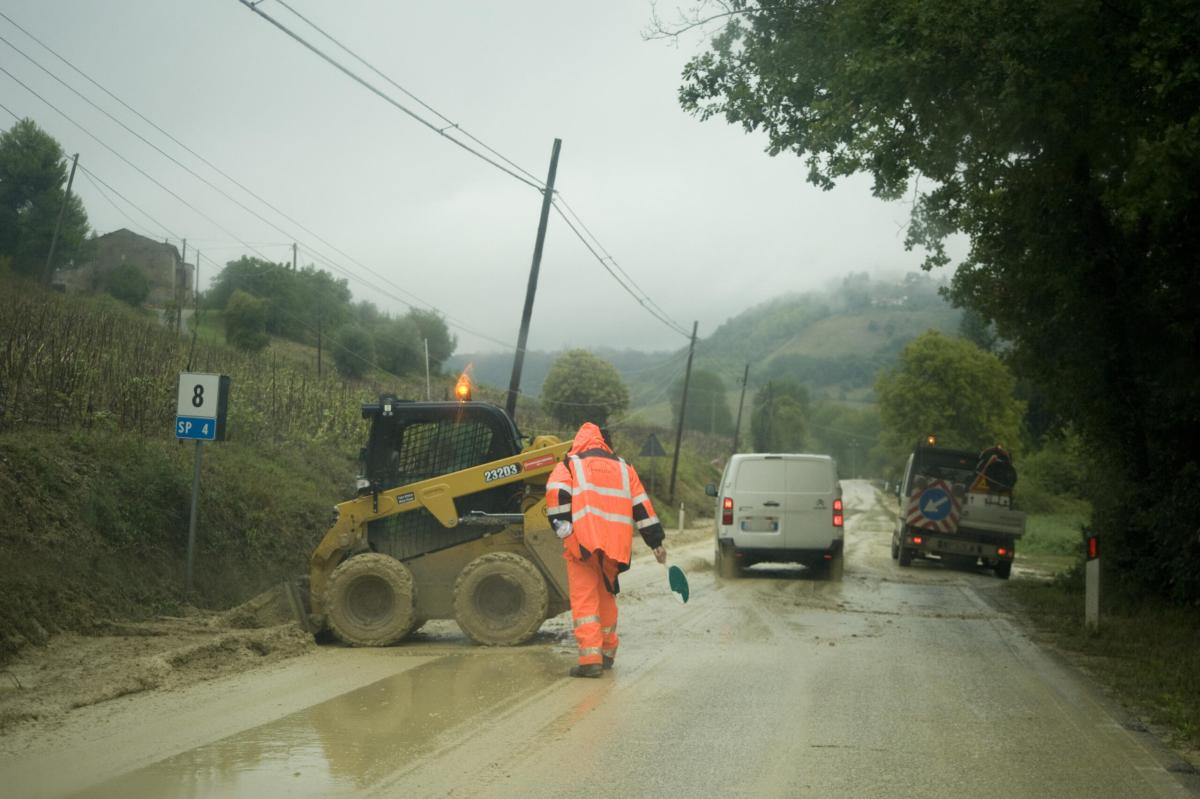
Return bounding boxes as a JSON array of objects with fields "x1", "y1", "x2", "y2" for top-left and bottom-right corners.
[
  {"x1": 569, "y1": 663, "x2": 603, "y2": 678},
  {"x1": 602, "y1": 655, "x2": 615, "y2": 670}
]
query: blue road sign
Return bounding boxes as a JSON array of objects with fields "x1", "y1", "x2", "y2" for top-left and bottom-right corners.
[
  {"x1": 919, "y1": 486, "x2": 953, "y2": 522},
  {"x1": 176, "y1": 416, "x2": 217, "y2": 441}
]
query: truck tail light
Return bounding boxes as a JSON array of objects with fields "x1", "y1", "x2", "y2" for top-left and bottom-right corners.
[
  {"x1": 833, "y1": 498, "x2": 844, "y2": 528},
  {"x1": 722, "y1": 497, "x2": 733, "y2": 526},
  {"x1": 997, "y1": 546, "x2": 1008, "y2": 557},
  {"x1": 912, "y1": 534, "x2": 924, "y2": 545}
]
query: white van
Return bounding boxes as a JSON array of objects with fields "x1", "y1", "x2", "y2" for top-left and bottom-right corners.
[{"x1": 706, "y1": 453, "x2": 844, "y2": 579}]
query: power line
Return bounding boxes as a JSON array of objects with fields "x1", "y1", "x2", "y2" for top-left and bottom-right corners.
[
  {"x1": 0, "y1": 11, "x2": 504, "y2": 346},
  {"x1": 237, "y1": 0, "x2": 544, "y2": 191},
  {"x1": 553, "y1": 192, "x2": 688, "y2": 333},
  {"x1": 550, "y1": 200, "x2": 691, "y2": 338},
  {"x1": 272, "y1": 0, "x2": 545, "y2": 187},
  {"x1": 0, "y1": 40, "x2": 515, "y2": 352},
  {"x1": 77, "y1": 164, "x2": 165, "y2": 240},
  {"x1": 235, "y1": 1, "x2": 690, "y2": 343}
]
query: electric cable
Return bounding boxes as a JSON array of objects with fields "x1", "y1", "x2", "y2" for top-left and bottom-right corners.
[
  {"x1": 550, "y1": 200, "x2": 691, "y2": 338},
  {"x1": 237, "y1": 0, "x2": 543, "y2": 191},
  {"x1": 554, "y1": 192, "x2": 688, "y2": 333},
  {"x1": 272, "y1": 0, "x2": 545, "y2": 187},
  {"x1": 234, "y1": 1, "x2": 691, "y2": 342},
  {"x1": 0, "y1": 17, "x2": 518, "y2": 351}
]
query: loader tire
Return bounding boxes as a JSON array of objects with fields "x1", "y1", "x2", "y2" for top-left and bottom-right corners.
[
  {"x1": 994, "y1": 560, "x2": 1012, "y2": 580},
  {"x1": 454, "y1": 552, "x2": 548, "y2": 646},
  {"x1": 898, "y1": 546, "x2": 913, "y2": 567},
  {"x1": 325, "y1": 553, "x2": 419, "y2": 647}
]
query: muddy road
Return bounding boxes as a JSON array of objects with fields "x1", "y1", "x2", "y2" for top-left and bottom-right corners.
[{"x1": 2, "y1": 481, "x2": 1196, "y2": 798}]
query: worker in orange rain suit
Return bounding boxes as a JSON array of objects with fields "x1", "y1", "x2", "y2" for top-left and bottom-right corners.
[{"x1": 546, "y1": 423, "x2": 666, "y2": 678}]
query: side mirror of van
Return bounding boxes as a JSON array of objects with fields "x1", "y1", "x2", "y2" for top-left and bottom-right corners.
[{"x1": 704, "y1": 483, "x2": 718, "y2": 498}]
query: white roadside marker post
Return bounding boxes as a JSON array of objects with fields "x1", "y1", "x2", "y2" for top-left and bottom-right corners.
[{"x1": 1085, "y1": 534, "x2": 1100, "y2": 630}]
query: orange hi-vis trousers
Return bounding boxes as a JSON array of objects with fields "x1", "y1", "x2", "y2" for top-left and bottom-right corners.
[{"x1": 566, "y1": 555, "x2": 620, "y2": 666}]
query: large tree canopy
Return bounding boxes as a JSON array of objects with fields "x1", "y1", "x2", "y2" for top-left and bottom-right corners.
[
  {"x1": 541, "y1": 349, "x2": 630, "y2": 428},
  {"x1": 876, "y1": 331, "x2": 1024, "y2": 467},
  {"x1": 679, "y1": 0, "x2": 1200, "y2": 601},
  {"x1": 0, "y1": 119, "x2": 90, "y2": 279}
]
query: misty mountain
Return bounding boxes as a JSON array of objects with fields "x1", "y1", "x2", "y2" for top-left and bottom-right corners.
[{"x1": 450, "y1": 271, "x2": 962, "y2": 409}]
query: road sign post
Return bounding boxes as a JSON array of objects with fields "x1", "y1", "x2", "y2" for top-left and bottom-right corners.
[{"x1": 176, "y1": 372, "x2": 230, "y2": 596}]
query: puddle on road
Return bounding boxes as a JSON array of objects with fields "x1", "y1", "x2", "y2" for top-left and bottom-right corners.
[{"x1": 72, "y1": 650, "x2": 562, "y2": 799}]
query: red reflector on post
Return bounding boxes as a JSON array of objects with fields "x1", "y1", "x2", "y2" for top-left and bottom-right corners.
[
  {"x1": 1087, "y1": 535, "x2": 1099, "y2": 560},
  {"x1": 722, "y1": 497, "x2": 733, "y2": 526}
]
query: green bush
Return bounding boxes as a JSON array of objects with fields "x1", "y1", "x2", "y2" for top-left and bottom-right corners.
[{"x1": 224, "y1": 289, "x2": 270, "y2": 352}]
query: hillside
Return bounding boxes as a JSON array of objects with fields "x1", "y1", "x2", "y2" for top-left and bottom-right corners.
[{"x1": 453, "y1": 272, "x2": 963, "y2": 425}]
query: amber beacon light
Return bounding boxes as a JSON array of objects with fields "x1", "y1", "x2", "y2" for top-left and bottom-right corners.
[{"x1": 454, "y1": 373, "x2": 472, "y2": 402}]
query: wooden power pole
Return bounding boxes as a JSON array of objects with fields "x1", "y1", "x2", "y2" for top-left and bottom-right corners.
[
  {"x1": 43, "y1": 153, "x2": 79, "y2": 286},
  {"x1": 668, "y1": 321, "x2": 699, "y2": 504},
  {"x1": 506, "y1": 138, "x2": 562, "y2": 420},
  {"x1": 731, "y1": 362, "x2": 750, "y2": 456}
]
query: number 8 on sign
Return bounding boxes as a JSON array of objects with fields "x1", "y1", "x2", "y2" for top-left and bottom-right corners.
[{"x1": 192, "y1": 385, "x2": 204, "y2": 408}]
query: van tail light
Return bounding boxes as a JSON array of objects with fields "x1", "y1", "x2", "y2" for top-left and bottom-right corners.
[
  {"x1": 832, "y1": 498, "x2": 844, "y2": 528},
  {"x1": 722, "y1": 497, "x2": 733, "y2": 526}
]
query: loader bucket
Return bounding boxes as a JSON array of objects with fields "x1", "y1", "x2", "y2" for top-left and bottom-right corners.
[{"x1": 283, "y1": 576, "x2": 313, "y2": 634}]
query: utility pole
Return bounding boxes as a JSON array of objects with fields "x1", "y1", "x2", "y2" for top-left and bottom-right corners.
[
  {"x1": 292, "y1": 242, "x2": 298, "y2": 271},
  {"x1": 424, "y1": 338, "x2": 431, "y2": 400},
  {"x1": 43, "y1": 153, "x2": 79, "y2": 286},
  {"x1": 316, "y1": 314, "x2": 323, "y2": 378},
  {"x1": 731, "y1": 362, "x2": 750, "y2": 456},
  {"x1": 669, "y1": 321, "x2": 698, "y2": 504},
  {"x1": 506, "y1": 138, "x2": 562, "y2": 420},
  {"x1": 178, "y1": 238, "x2": 187, "y2": 335}
]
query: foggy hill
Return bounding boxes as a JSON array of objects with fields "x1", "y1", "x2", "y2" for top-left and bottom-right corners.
[{"x1": 449, "y1": 271, "x2": 962, "y2": 409}]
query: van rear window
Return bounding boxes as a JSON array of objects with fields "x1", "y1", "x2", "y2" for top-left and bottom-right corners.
[
  {"x1": 734, "y1": 459, "x2": 787, "y2": 492},
  {"x1": 786, "y1": 460, "x2": 833, "y2": 493}
]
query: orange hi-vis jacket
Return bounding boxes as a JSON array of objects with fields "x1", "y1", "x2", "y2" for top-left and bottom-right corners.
[{"x1": 546, "y1": 424, "x2": 664, "y2": 592}]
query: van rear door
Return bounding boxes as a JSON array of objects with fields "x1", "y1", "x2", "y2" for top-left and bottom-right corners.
[
  {"x1": 732, "y1": 457, "x2": 786, "y2": 545},
  {"x1": 783, "y1": 457, "x2": 836, "y2": 548}
]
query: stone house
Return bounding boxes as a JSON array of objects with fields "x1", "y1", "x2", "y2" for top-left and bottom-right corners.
[{"x1": 58, "y1": 228, "x2": 193, "y2": 307}]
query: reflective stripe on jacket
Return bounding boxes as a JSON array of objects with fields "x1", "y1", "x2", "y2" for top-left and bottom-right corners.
[{"x1": 546, "y1": 423, "x2": 664, "y2": 570}]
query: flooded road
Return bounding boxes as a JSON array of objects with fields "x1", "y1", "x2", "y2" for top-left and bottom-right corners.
[{"x1": 4, "y1": 482, "x2": 1196, "y2": 797}]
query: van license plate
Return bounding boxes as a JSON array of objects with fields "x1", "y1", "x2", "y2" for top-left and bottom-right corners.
[{"x1": 741, "y1": 517, "x2": 778, "y2": 532}]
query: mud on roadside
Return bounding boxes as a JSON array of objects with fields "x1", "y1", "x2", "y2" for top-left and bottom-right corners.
[{"x1": 0, "y1": 587, "x2": 315, "y2": 746}]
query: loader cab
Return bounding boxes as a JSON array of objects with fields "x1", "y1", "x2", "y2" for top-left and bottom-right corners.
[{"x1": 360, "y1": 396, "x2": 523, "y2": 491}]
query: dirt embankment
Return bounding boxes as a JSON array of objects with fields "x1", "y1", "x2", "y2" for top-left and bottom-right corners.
[
  {"x1": 0, "y1": 429, "x2": 351, "y2": 662},
  {"x1": 0, "y1": 587, "x2": 314, "y2": 738}
]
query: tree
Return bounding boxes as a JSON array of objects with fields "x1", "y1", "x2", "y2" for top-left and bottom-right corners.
[
  {"x1": 959, "y1": 308, "x2": 996, "y2": 354},
  {"x1": 333, "y1": 324, "x2": 376, "y2": 379},
  {"x1": 677, "y1": 2, "x2": 1200, "y2": 602},
  {"x1": 373, "y1": 316, "x2": 423, "y2": 376},
  {"x1": 670, "y1": 369, "x2": 733, "y2": 434},
  {"x1": 750, "y1": 379, "x2": 810, "y2": 452},
  {"x1": 541, "y1": 349, "x2": 629, "y2": 428},
  {"x1": 209, "y1": 257, "x2": 350, "y2": 343},
  {"x1": 406, "y1": 308, "x2": 457, "y2": 371},
  {"x1": 875, "y1": 331, "x2": 1023, "y2": 467},
  {"x1": 224, "y1": 289, "x2": 270, "y2": 352},
  {"x1": 104, "y1": 263, "x2": 150, "y2": 307},
  {"x1": 0, "y1": 119, "x2": 90, "y2": 279}
]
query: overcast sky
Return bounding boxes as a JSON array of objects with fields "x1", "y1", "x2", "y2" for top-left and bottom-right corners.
[{"x1": 1, "y1": 1, "x2": 946, "y2": 353}]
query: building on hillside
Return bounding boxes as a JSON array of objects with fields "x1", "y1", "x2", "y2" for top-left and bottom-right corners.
[{"x1": 56, "y1": 228, "x2": 193, "y2": 307}]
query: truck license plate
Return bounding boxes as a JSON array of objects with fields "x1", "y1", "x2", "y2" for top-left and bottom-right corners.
[{"x1": 935, "y1": 539, "x2": 983, "y2": 555}]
